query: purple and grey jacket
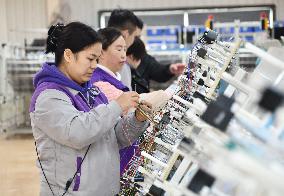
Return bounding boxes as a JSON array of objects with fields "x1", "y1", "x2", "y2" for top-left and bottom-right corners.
[
  {"x1": 30, "y1": 63, "x2": 148, "y2": 196},
  {"x1": 91, "y1": 67, "x2": 141, "y2": 176}
]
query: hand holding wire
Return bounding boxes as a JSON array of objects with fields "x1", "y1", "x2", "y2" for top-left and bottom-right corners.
[{"x1": 135, "y1": 100, "x2": 153, "y2": 122}]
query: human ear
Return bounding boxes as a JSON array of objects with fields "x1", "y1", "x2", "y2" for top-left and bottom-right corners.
[
  {"x1": 63, "y1": 49, "x2": 74, "y2": 63},
  {"x1": 99, "y1": 50, "x2": 106, "y2": 61},
  {"x1": 121, "y1": 30, "x2": 129, "y2": 40}
]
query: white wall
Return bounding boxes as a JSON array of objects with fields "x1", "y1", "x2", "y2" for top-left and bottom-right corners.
[
  {"x1": 4, "y1": 0, "x2": 47, "y2": 45},
  {"x1": 0, "y1": 0, "x2": 8, "y2": 44}
]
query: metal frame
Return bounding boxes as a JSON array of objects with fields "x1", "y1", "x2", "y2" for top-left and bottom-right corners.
[{"x1": 98, "y1": 5, "x2": 275, "y2": 29}]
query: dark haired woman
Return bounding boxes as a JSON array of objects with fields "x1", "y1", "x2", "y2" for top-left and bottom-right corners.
[
  {"x1": 91, "y1": 27, "x2": 128, "y2": 101},
  {"x1": 30, "y1": 22, "x2": 150, "y2": 196},
  {"x1": 90, "y1": 27, "x2": 146, "y2": 176}
]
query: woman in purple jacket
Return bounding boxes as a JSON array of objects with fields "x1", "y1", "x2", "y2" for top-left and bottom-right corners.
[
  {"x1": 90, "y1": 27, "x2": 144, "y2": 176},
  {"x1": 30, "y1": 22, "x2": 150, "y2": 196}
]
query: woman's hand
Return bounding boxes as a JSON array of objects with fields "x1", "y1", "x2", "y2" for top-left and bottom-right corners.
[
  {"x1": 135, "y1": 100, "x2": 152, "y2": 122},
  {"x1": 116, "y1": 92, "x2": 140, "y2": 113}
]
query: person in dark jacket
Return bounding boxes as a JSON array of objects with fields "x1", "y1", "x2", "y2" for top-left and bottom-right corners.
[
  {"x1": 130, "y1": 16, "x2": 185, "y2": 93},
  {"x1": 126, "y1": 37, "x2": 149, "y2": 93}
]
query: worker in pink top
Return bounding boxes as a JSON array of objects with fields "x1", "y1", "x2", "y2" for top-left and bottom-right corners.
[{"x1": 91, "y1": 27, "x2": 145, "y2": 176}]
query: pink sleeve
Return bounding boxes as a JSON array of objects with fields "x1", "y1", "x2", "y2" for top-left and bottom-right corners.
[{"x1": 94, "y1": 81, "x2": 124, "y2": 101}]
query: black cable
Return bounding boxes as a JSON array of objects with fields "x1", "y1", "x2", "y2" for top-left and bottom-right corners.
[
  {"x1": 61, "y1": 144, "x2": 91, "y2": 196},
  {"x1": 35, "y1": 141, "x2": 55, "y2": 196},
  {"x1": 35, "y1": 141, "x2": 91, "y2": 196}
]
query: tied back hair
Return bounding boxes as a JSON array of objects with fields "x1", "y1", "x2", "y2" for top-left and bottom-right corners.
[{"x1": 46, "y1": 22, "x2": 102, "y2": 65}]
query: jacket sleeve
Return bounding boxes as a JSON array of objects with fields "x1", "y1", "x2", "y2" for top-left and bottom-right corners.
[
  {"x1": 114, "y1": 111, "x2": 149, "y2": 149},
  {"x1": 142, "y1": 54, "x2": 174, "y2": 83},
  {"x1": 94, "y1": 81, "x2": 123, "y2": 101},
  {"x1": 32, "y1": 89, "x2": 122, "y2": 150}
]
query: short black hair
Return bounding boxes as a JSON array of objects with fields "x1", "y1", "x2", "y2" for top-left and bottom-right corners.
[
  {"x1": 135, "y1": 16, "x2": 144, "y2": 30},
  {"x1": 107, "y1": 9, "x2": 137, "y2": 34},
  {"x1": 46, "y1": 22, "x2": 102, "y2": 65},
  {"x1": 98, "y1": 27, "x2": 123, "y2": 50},
  {"x1": 126, "y1": 37, "x2": 146, "y2": 60}
]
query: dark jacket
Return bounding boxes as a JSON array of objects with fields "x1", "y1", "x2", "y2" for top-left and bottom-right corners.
[{"x1": 131, "y1": 53, "x2": 174, "y2": 94}]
